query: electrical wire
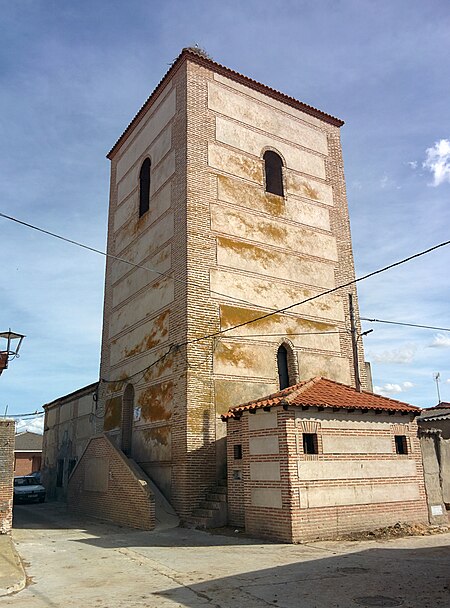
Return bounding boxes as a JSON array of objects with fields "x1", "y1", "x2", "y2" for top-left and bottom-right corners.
[
  {"x1": 181, "y1": 238, "x2": 450, "y2": 345},
  {"x1": 2, "y1": 411, "x2": 44, "y2": 418},
  {"x1": 0, "y1": 211, "x2": 281, "y2": 312},
  {"x1": 3, "y1": 211, "x2": 449, "y2": 386},
  {"x1": 101, "y1": 344, "x2": 177, "y2": 385},
  {"x1": 361, "y1": 317, "x2": 450, "y2": 332},
  {"x1": 218, "y1": 330, "x2": 345, "y2": 338},
  {"x1": 102, "y1": 240, "x2": 450, "y2": 384}
]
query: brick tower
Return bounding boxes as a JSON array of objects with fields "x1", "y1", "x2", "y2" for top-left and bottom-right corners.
[{"x1": 97, "y1": 48, "x2": 368, "y2": 519}]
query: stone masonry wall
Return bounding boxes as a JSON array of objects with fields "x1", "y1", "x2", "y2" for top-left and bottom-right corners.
[{"x1": 0, "y1": 419, "x2": 15, "y2": 534}]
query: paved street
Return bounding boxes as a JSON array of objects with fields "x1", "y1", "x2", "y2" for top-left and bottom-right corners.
[{"x1": 1, "y1": 503, "x2": 450, "y2": 607}]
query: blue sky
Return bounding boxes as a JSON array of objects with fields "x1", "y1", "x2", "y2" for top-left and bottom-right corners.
[{"x1": 1, "y1": 0, "x2": 449, "y2": 432}]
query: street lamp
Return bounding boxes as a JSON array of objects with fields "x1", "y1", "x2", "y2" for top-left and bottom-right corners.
[{"x1": 0, "y1": 329, "x2": 25, "y2": 376}]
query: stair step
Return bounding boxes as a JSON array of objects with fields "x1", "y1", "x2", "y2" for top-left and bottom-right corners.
[
  {"x1": 192, "y1": 507, "x2": 218, "y2": 518},
  {"x1": 206, "y1": 492, "x2": 227, "y2": 502},
  {"x1": 198, "y1": 499, "x2": 222, "y2": 510},
  {"x1": 189, "y1": 517, "x2": 208, "y2": 529}
]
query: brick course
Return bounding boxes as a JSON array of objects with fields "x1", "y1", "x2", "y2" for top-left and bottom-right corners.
[
  {"x1": 0, "y1": 419, "x2": 15, "y2": 534},
  {"x1": 227, "y1": 406, "x2": 428, "y2": 542}
]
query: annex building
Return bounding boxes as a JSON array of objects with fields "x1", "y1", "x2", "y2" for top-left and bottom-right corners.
[{"x1": 42, "y1": 48, "x2": 430, "y2": 540}]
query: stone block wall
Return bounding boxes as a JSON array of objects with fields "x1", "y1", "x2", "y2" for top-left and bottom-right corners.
[
  {"x1": 0, "y1": 419, "x2": 15, "y2": 534},
  {"x1": 67, "y1": 434, "x2": 155, "y2": 530}
]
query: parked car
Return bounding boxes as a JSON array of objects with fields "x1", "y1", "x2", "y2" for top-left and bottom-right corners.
[
  {"x1": 26, "y1": 471, "x2": 42, "y2": 484},
  {"x1": 13, "y1": 476, "x2": 46, "y2": 503}
]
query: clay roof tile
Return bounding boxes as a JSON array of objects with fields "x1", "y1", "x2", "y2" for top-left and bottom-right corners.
[{"x1": 221, "y1": 377, "x2": 420, "y2": 420}]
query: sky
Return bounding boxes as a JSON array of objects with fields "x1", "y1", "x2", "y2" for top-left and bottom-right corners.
[{"x1": 1, "y1": 0, "x2": 449, "y2": 433}]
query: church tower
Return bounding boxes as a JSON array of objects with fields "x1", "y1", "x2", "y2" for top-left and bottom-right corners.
[{"x1": 98, "y1": 48, "x2": 368, "y2": 519}]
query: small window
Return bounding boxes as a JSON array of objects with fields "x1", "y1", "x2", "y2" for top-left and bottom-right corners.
[
  {"x1": 277, "y1": 344, "x2": 289, "y2": 390},
  {"x1": 263, "y1": 150, "x2": 284, "y2": 197},
  {"x1": 56, "y1": 459, "x2": 64, "y2": 487},
  {"x1": 395, "y1": 435, "x2": 408, "y2": 455},
  {"x1": 303, "y1": 433, "x2": 318, "y2": 455},
  {"x1": 234, "y1": 444, "x2": 242, "y2": 460},
  {"x1": 139, "y1": 158, "x2": 151, "y2": 217}
]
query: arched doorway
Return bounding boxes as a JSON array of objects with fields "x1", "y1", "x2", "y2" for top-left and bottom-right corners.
[{"x1": 121, "y1": 383, "x2": 134, "y2": 455}]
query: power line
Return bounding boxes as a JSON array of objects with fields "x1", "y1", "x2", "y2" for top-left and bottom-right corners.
[
  {"x1": 219, "y1": 331, "x2": 345, "y2": 338},
  {"x1": 102, "y1": 239, "x2": 450, "y2": 384},
  {"x1": 2, "y1": 411, "x2": 44, "y2": 418},
  {"x1": 0, "y1": 211, "x2": 279, "y2": 312},
  {"x1": 4, "y1": 211, "x2": 449, "y2": 385},
  {"x1": 182, "y1": 238, "x2": 450, "y2": 345},
  {"x1": 361, "y1": 317, "x2": 450, "y2": 332},
  {"x1": 101, "y1": 345, "x2": 177, "y2": 385}
]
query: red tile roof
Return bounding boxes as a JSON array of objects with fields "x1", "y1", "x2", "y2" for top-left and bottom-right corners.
[
  {"x1": 107, "y1": 48, "x2": 344, "y2": 159},
  {"x1": 222, "y1": 377, "x2": 421, "y2": 419}
]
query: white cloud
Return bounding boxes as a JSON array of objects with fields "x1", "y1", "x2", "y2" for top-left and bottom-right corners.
[
  {"x1": 380, "y1": 174, "x2": 388, "y2": 189},
  {"x1": 371, "y1": 345, "x2": 416, "y2": 364},
  {"x1": 446, "y1": 379, "x2": 450, "y2": 385},
  {"x1": 407, "y1": 161, "x2": 418, "y2": 169},
  {"x1": 15, "y1": 416, "x2": 44, "y2": 435},
  {"x1": 423, "y1": 139, "x2": 450, "y2": 186},
  {"x1": 374, "y1": 381, "x2": 414, "y2": 396},
  {"x1": 429, "y1": 333, "x2": 450, "y2": 348}
]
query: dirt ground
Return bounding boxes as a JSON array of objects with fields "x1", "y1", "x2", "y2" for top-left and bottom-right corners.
[{"x1": 1, "y1": 503, "x2": 450, "y2": 608}]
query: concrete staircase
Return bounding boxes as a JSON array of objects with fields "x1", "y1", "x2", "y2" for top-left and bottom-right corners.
[
  {"x1": 188, "y1": 477, "x2": 228, "y2": 529},
  {"x1": 125, "y1": 457, "x2": 179, "y2": 531}
]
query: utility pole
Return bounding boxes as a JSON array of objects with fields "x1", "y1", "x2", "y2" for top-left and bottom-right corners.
[
  {"x1": 349, "y1": 293, "x2": 361, "y2": 392},
  {"x1": 433, "y1": 372, "x2": 441, "y2": 404}
]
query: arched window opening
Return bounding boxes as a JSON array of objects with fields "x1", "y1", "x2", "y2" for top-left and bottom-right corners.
[
  {"x1": 121, "y1": 383, "x2": 135, "y2": 456},
  {"x1": 277, "y1": 345, "x2": 290, "y2": 390},
  {"x1": 139, "y1": 158, "x2": 151, "y2": 217},
  {"x1": 263, "y1": 150, "x2": 284, "y2": 197}
]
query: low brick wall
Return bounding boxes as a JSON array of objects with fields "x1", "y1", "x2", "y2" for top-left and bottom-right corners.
[
  {"x1": 67, "y1": 434, "x2": 155, "y2": 530},
  {"x1": 0, "y1": 420, "x2": 15, "y2": 534}
]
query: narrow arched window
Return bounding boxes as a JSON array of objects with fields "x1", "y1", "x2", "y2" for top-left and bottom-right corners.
[
  {"x1": 139, "y1": 158, "x2": 151, "y2": 217},
  {"x1": 277, "y1": 345, "x2": 290, "y2": 390},
  {"x1": 263, "y1": 150, "x2": 284, "y2": 197}
]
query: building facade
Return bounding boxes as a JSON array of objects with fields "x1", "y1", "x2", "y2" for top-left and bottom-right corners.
[
  {"x1": 418, "y1": 404, "x2": 450, "y2": 524},
  {"x1": 42, "y1": 383, "x2": 97, "y2": 500},
  {"x1": 97, "y1": 48, "x2": 369, "y2": 520},
  {"x1": 14, "y1": 431, "x2": 42, "y2": 476},
  {"x1": 224, "y1": 377, "x2": 429, "y2": 541}
]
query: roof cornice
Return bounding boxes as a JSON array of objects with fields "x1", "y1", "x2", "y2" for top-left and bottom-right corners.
[{"x1": 107, "y1": 48, "x2": 344, "y2": 160}]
